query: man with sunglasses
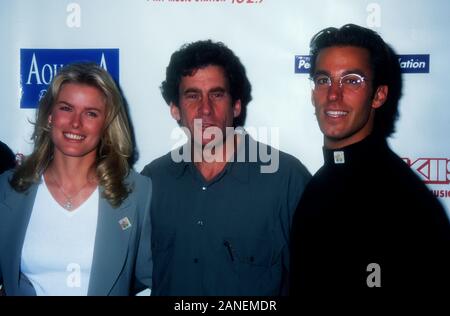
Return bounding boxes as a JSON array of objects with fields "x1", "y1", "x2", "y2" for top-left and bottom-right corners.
[{"x1": 290, "y1": 24, "x2": 450, "y2": 293}]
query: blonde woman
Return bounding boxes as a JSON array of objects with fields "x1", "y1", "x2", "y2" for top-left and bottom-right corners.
[{"x1": 0, "y1": 63, "x2": 152, "y2": 295}]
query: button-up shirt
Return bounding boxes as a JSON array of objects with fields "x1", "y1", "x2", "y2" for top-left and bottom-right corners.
[{"x1": 141, "y1": 134, "x2": 311, "y2": 295}]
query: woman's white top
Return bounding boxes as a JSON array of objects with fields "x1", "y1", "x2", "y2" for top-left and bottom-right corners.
[{"x1": 21, "y1": 177, "x2": 99, "y2": 296}]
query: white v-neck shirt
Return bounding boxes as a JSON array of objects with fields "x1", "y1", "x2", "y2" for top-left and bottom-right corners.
[{"x1": 21, "y1": 178, "x2": 99, "y2": 296}]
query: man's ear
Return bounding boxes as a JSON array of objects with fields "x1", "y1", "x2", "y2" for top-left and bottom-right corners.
[
  {"x1": 371, "y1": 85, "x2": 388, "y2": 109},
  {"x1": 233, "y1": 100, "x2": 242, "y2": 118},
  {"x1": 170, "y1": 103, "x2": 181, "y2": 121}
]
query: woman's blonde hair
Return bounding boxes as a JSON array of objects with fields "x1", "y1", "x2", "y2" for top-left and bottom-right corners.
[{"x1": 10, "y1": 62, "x2": 133, "y2": 207}]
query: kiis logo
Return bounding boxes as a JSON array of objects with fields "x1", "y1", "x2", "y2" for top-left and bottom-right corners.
[
  {"x1": 398, "y1": 54, "x2": 429, "y2": 73},
  {"x1": 403, "y1": 158, "x2": 449, "y2": 184},
  {"x1": 404, "y1": 157, "x2": 450, "y2": 199},
  {"x1": 295, "y1": 54, "x2": 430, "y2": 74},
  {"x1": 20, "y1": 49, "x2": 119, "y2": 109}
]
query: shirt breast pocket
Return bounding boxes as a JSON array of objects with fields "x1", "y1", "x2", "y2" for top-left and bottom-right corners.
[
  {"x1": 223, "y1": 235, "x2": 281, "y2": 294},
  {"x1": 223, "y1": 236, "x2": 272, "y2": 266}
]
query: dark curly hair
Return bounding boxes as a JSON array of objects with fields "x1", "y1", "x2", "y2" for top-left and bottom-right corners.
[
  {"x1": 309, "y1": 24, "x2": 403, "y2": 138},
  {"x1": 161, "y1": 40, "x2": 252, "y2": 127}
]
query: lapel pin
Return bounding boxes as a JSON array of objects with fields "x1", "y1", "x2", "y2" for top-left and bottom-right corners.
[
  {"x1": 334, "y1": 151, "x2": 345, "y2": 164},
  {"x1": 119, "y1": 217, "x2": 132, "y2": 231}
]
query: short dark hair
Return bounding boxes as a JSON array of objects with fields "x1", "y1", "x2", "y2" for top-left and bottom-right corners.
[
  {"x1": 161, "y1": 40, "x2": 252, "y2": 127},
  {"x1": 309, "y1": 24, "x2": 402, "y2": 138}
]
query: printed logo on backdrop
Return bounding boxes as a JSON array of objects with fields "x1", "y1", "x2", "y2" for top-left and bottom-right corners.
[
  {"x1": 403, "y1": 157, "x2": 450, "y2": 199},
  {"x1": 294, "y1": 55, "x2": 311, "y2": 74},
  {"x1": 20, "y1": 49, "x2": 119, "y2": 109},
  {"x1": 398, "y1": 54, "x2": 429, "y2": 73},
  {"x1": 295, "y1": 54, "x2": 430, "y2": 74}
]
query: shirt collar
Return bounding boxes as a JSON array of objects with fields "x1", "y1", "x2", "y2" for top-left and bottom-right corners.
[
  {"x1": 167, "y1": 131, "x2": 252, "y2": 183},
  {"x1": 168, "y1": 150, "x2": 190, "y2": 179}
]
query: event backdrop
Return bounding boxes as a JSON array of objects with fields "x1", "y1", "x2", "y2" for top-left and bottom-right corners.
[{"x1": 1, "y1": 0, "x2": 449, "y2": 216}]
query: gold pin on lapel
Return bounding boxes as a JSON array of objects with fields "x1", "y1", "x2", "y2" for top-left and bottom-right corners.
[{"x1": 119, "y1": 217, "x2": 132, "y2": 230}]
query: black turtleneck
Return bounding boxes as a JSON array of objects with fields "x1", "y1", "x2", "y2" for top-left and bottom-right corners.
[{"x1": 290, "y1": 135, "x2": 450, "y2": 293}]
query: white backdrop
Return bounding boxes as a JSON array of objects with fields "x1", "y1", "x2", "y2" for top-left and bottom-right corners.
[{"x1": 1, "y1": 0, "x2": 449, "y2": 215}]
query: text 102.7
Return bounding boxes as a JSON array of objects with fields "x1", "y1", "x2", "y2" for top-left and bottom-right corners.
[{"x1": 231, "y1": 0, "x2": 263, "y2": 4}]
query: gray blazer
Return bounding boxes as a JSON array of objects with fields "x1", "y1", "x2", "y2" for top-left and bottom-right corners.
[{"x1": 0, "y1": 170, "x2": 152, "y2": 296}]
